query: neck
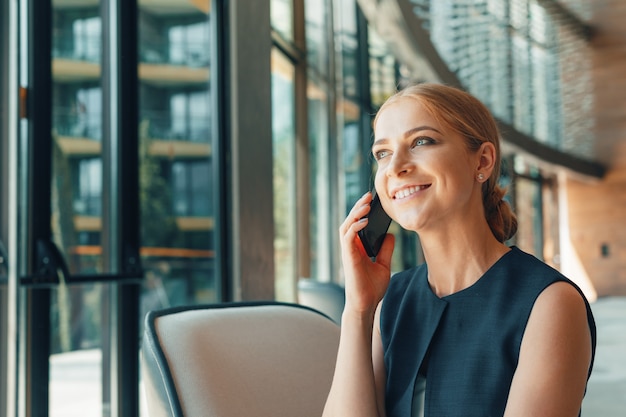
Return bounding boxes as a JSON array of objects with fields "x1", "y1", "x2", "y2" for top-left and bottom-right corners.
[{"x1": 420, "y1": 222, "x2": 510, "y2": 297}]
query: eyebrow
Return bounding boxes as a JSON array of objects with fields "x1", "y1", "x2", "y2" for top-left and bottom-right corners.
[{"x1": 372, "y1": 125, "x2": 441, "y2": 148}]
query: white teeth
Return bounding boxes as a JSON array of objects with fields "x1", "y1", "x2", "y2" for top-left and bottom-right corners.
[{"x1": 394, "y1": 186, "x2": 422, "y2": 200}]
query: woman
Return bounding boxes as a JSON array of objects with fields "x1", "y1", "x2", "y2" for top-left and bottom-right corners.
[{"x1": 323, "y1": 83, "x2": 595, "y2": 417}]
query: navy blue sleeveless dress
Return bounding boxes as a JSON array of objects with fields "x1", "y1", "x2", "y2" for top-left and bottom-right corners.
[{"x1": 380, "y1": 247, "x2": 596, "y2": 417}]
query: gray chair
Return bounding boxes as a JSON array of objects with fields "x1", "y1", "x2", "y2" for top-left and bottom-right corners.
[{"x1": 141, "y1": 301, "x2": 340, "y2": 417}]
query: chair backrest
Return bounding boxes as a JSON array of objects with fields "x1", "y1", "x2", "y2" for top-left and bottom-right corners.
[{"x1": 141, "y1": 302, "x2": 340, "y2": 417}]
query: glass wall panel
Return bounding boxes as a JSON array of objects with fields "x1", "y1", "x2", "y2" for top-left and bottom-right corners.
[
  {"x1": 367, "y1": 27, "x2": 396, "y2": 108},
  {"x1": 335, "y1": 0, "x2": 364, "y2": 216},
  {"x1": 138, "y1": 0, "x2": 216, "y2": 313},
  {"x1": 0, "y1": 0, "x2": 10, "y2": 410},
  {"x1": 303, "y1": 0, "x2": 334, "y2": 286},
  {"x1": 271, "y1": 0, "x2": 294, "y2": 41},
  {"x1": 485, "y1": 0, "x2": 510, "y2": 120},
  {"x1": 306, "y1": 0, "x2": 331, "y2": 77},
  {"x1": 307, "y1": 75, "x2": 330, "y2": 282},
  {"x1": 271, "y1": 48, "x2": 297, "y2": 301},
  {"x1": 49, "y1": 1, "x2": 216, "y2": 415},
  {"x1": 541, "y1": 175, "x2": 560, "y2": 269},
  {"x1": 49, "y1": 283, "x2": 106, "y2": 417},
  {"x1": 514, "y1": 157, "x2": 544, "y2": 258},
  {"x1": 514, "y1": 176, "x2": 543, "y2": 256},
  {"x1": 50, "y1": 2, "x2": 105, "y2": 415}
]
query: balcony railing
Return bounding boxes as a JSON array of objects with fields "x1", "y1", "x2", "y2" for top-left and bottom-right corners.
[
  {"x1": 53, "y1": 34, "x2": 101, "y2": 63},
  {"x1": 52, "y1": 33, "x2": 210, "y2": 68},
  {"x1": 141, "y1": 110, "x2": 211, "y2": 143},
  {"x1": 140, "y1": 39, "x2": 210, "y2": 68},
  {"x1": 53, "y1": 108, "x2": 211, "y2": 144},
  {"x1": 54, "y1": 109, "x2": 102, "y2": 141}
]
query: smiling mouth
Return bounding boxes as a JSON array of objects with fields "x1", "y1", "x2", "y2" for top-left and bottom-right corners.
[{"x1": 393, "y1": 185, "x2": 431, "y2": 200}]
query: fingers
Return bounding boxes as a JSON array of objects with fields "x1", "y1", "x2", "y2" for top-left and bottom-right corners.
[
  {"x1": 340, "y1": 192, "x2": 372, "y2": 235},
  {"x1": 339, "y1": 192, "x2": 374, "y2": 262}
]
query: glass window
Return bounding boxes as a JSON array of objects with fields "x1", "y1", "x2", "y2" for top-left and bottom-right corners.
[
  {"x1": 335, "y1": 0, "x2": 365, "y2": 215},
  {"x1": 513, "y1": 157, "x2": 544, "y2": 258},
  {"x1": 53, "y1": 85, "x2": 102, "y2": 140},
  {"x1": 171, "y1": 161, "x2": 211, "y2": 217},
  {"x1": 168, "y1": 21, "x2": 210, "y2": 67},
  {"x1": 306, "y1": 0, "x2": 331, "y2": 76},
  {"x1": 74, "y1": 158, "x2": 102, "y2": 216},
  {"x1": 50, "y1": 3, "x2": 105, "y2": 415},
  {"x1": 138, "y1": 1, "x2": 217, "y2": 312},
  {"x1": 271, "y1": 48, "x2": 297, "y2": 301},
  {"x1": 368, "y1": 27, "x2": 397, "y2": 108},
  {"x1": 307, "y1": 74, "x2": 331, "y2": 282},
  {"x1": 53, "y1": 10, "x2": 101, "y2": 62},
  {"x1": 0, "y1": 0, "x2": 10, "y2": 411},
  {"x1": 48, "y1": 2, "x2": 218, "y2": 416},
  {"x1": 271, "y1": 0, "x2": 294, "y2": 41}
]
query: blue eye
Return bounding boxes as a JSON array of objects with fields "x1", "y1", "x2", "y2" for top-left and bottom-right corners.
[
  {"x1": 417, "y1": 137, "x2": 434, "y2": 146},
  {"x1": 374, "y1": 149, "x2": 391, "y2": 160},
  {"x1": 411, "y1": 137, "x2": 435, "y2": 150}
]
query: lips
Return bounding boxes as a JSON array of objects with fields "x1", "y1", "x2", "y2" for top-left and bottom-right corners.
[{"x1": 392, "y1": 184, "x2": 431, "y2": 200}]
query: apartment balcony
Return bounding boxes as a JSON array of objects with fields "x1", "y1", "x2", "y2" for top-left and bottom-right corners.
[
  {"x1": 53, "y1": 109, "x2": 211, "y2": 159},
  {"x1": 53, "y1": 0, "x2": 209, "y2": 14},
  {"x1": 52, "y1": 36, "x2": 210, "y2": 86}
]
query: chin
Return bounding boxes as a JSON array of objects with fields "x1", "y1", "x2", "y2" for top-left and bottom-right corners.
[{"x1": 394, "y1": 216, "x2": 423, "y2": 233}]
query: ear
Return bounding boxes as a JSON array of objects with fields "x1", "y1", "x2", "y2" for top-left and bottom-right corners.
[{"x1": 476, "y1": 141, "x2": 497, "y2": 178}]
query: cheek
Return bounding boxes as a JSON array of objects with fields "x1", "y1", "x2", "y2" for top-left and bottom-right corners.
[{"x1": 373, "y1": 169, "x2": 386, "y2": 193}]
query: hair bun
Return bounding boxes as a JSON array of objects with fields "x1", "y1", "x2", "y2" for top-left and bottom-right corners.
[{"x1": 485, "y1": 186, "x2": 518, "y2": 242}]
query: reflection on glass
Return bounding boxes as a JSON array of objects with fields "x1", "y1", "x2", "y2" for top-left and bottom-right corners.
[
  {"x1": 368, "y1": 26, "x2": 397, "y2": 108},
  {"x1": 49, "y1": 284, "x2": 106, "y2": 417},
  {"x1": 51, "y1": 2, "x2": 104, "y2": 416},
  {"x1": 514, "y1": 157, "x2": 544, "y2": 259},
  {"x1": 271, "y1": 0, "x2": 294, "y2": 41},
  {"x1": 306, "y1": 0, "x2": 330, "y2": 76},
  {"x1": 515, "y1": 177, "x2": 543, "y2": 257},
  {"x1": 138, "y1": 0, "x2": 217, "y2": 320},
  {"x1": 271, "y1": 49, "x2": 297, "y2": 301},
  {"x1": 50, "y1": 1, "x2": 217, "y2": 415},
  {"x1": 307, "y1": 76, "x2": 330, "y2": 282},
  {"x1": 334, "y1": 0, "x2": 362, "y2": 216}
]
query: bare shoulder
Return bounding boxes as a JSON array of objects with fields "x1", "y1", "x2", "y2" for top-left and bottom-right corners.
[
  {"x1": 504, "y1": 281, "x2": 593, "y2": 416},
  {"x1": 524, "y1": 280, "x2": 592, "y2": 363},
  {"x1": 529, "y1": 281, "x2": 591, "y2": 336}
]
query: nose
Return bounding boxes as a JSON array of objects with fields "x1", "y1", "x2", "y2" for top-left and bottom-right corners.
[{"x1": 386, "y1": 148, "x2": 413, "y2": 177}]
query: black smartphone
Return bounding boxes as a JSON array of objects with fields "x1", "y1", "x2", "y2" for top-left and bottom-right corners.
[{"x1": 358, "y1": 191, "x2": 392, "y2": 257}]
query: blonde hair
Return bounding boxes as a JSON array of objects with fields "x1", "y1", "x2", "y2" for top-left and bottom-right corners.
[{"x1": 373, "y1": 83, "x2": 517, "y2": 242}]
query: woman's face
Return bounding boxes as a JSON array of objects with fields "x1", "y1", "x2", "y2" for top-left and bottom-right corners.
[{"x1": 372, "y1": 98, "x2": 484, "y2": 234}]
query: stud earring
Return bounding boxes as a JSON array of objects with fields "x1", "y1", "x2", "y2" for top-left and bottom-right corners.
[{"x1": 477, "y1": 173, "x2": 484, "y2": 181}]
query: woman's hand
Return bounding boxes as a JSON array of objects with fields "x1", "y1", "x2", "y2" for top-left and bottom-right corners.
[{"x1": 340, "y1": 192, "x2": 395, "y2": 317}]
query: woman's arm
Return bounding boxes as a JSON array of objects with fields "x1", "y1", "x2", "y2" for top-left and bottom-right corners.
[
  {"x1": 504, "y1": 281, "x2": 593, "y2": 417},
  {"x1": 323, "y1": 192, "x2": 393, "y2": 417},
  {"x1": 322, "y1": 303, "x2": 387, "y2": 417},
  {"x1": 372, "y1": 304, "x2": 389, "y2": 417}
]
